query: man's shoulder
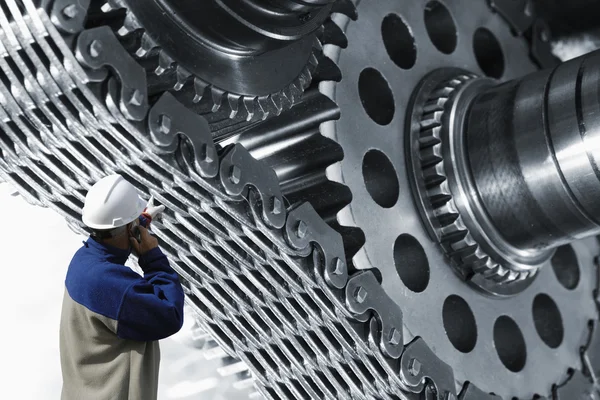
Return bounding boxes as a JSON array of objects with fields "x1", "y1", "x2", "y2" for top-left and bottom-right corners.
[{"x1": 65, "y1": 253, "x2": 142, "y2": 321}]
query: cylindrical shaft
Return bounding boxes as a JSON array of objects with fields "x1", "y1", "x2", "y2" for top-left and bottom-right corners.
[{"x1": 465, "y1": 50, "x2": 600, "y2": 252}]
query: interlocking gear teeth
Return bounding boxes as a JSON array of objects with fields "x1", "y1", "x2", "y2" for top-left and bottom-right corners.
[
  {"x1": 101, "y1": 1, "x2": 324, "y2": 123},
  {"x1": 17, "y1": 0, "x2": 600, "y2": 398},
  {"x1": 417, "y1": 74, "x2": 534, "y2": 285}
]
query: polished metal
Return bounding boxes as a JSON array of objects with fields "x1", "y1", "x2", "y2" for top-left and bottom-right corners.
[
  {"x1": 0, "y1": 0, "x2": 599, "y2": 399},
  {"x1": 409, "y1": 48, "x2": 600, "y2": 290},
  {"x1": 466, "y1": 51, "x2": 600, "y2": 254},
  {"x1": 331, "y1": 1, "x2": 597, "y2": 397}
]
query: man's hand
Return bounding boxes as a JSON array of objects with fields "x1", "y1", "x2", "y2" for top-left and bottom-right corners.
[{"x1": 130, "y1": 225, "x2": 159, "y2": 256}]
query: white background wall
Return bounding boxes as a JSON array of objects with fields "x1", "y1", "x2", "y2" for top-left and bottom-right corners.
[{"x1": 0, "y1": 184, "x2": 249, "y2": 399}]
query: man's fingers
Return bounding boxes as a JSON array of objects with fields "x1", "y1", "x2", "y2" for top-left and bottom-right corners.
[
  {"x1": 138, "y1": 225, "x2": 149, "y2": 237},
  {"x1": 129, "y1": 236, "x2": 139, "y2": 252}
]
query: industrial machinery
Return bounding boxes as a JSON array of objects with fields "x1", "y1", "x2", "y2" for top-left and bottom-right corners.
[{"x1": 2, "y1": 0, "x2": 600, "y2": 398}]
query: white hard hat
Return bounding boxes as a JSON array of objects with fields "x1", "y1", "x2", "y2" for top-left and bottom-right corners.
[{"x1": 82, "y1": 174, "x2": 146, "y2": 230}]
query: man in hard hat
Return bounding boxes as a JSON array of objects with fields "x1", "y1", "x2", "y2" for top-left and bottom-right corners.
[{"x1": 59, "y1": 174, "x2": 185, "y2": 400}]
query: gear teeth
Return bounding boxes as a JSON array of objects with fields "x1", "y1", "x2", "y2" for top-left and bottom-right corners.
[
  {"x1": 193, "y1": 79, "x2": 210, "y2": 103},
  {"x1": 241, "y1": 97, "x2": 263, "y2": 121},
  {"x1": 174, "y1": 66, "x2": 192, "y2": 91},
  {"x1": 227, "y1": 94, "x2": 241, "y2": 119},
  {"x1": 259, "y1": 96, "x2": 280, "y2": 118},
  {"x1": 155, "y1": 51, "x2": 175, "y2": 75},
  {"x1": 322, "y1": 18, "x2": 348, "y2": 48},
  {"x1": 136, "y1": 32, "x2": 159, "y2": 58},
  {"x1": 117, "y1": 11, "x2": 142, "y2": 36},
  {"x1": 101, "y1": 0, "x2": 126, "y2": 13},
  {"x1": 417, "y1": 75, "x2": 532, "y2": 284},
  {"x1": 422, "y1": 164, "x2": 446, "y2": 188},
  {"x1": 103, "y1": 1, "x2": 324, "y2": 123},
  {"x1": 331, "y1": 0, "x2": 358, "y2": 20},
  {"x1": 420, "y1": 145, "x2": 443, "y2": 168},
  {"x1": 315, "y1": 55, "x2": 343, "y2": 82},
  {"x1": 307, "y1": 52, "x2": 319, "y2": 71},
  {"x1": 210, "y1": 87, "x2": 226, "y2": 113},
  {"x1": 297, "y1": 69, "x2": 311, "y2": 91}
]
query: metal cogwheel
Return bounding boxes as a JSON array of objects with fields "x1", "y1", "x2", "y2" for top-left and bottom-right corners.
[{"x1": 1, "y1": 0, "x2": 600, "y2": 399}]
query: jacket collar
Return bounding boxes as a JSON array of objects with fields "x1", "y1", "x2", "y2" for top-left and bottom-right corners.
[{"x1": 84, "y1": 236, "x2": 131, "y2": 265}]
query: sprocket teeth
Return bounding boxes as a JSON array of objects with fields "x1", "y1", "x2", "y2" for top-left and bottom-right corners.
[
  {"x1": 101, "y1": 0, "x2": 126, "y2": 13},
  {"x1": 423, "y1": 98, "x2": 447, "y2": 113},
  {"x1": 297, "y1": 69, "x2": 312, "y2": 91},
  {"x1": 240, "y1": 97, "x2": 253, "y2": 121},
  {"x1": 193, "y1": 79, "x2": 210, "y2": 103},
  {"x1": 267, "y1": 95, "x2": 284, "y2": 116},
  {"x1": 210, "y1": 87, "x2": 226, "y2": 113},
  {"x1": 101, "y1": 1, "x2": 324, "y2": 123},
  {"x1": 136, "y1": 32, "x2": 159, "y2": 58},
  {"x1": 420, "y1": 146, "x2": 443, "y2": 168},
  {"x1": 422, "y1": 164, "x2": 446, "y2": 189},
  {"x1": 227, "y1": 94, "x2": 241, "y2": 119},
  {"x1": 322, "y1": 18, "x2": 348, "y2": 48},
  {"x1": 315, "y1": 54, "x2": 343, "y2": 82},
  {"x1": 418, "y1": 133, "x2": 441, "y2": 149},
  {"x1": 308, "y1": 52, "x2": 319, "y2": 70},
  {"x1": 420, "y1": 115, "x2": 443, "y2": 131},
  {"x1": 117, "y1": 12, "x2": 142, "y2": 36},
  {"x1": 331, "y1": 0, "x2": 358, "y2": 20},
  {"x1": 155, "y1": 51, "x2": 176, "y2": 75},
  {"x1": 416, "y1": 75, "x2": 532, "y2": 285},
  {"x1": 174, "y1": 66, "x2": 192, "y2": 91}
]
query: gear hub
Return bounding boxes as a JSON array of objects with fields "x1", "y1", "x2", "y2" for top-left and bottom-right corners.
[{"x1": 409, "y1": 49, "x2": 600, "y2": 295}]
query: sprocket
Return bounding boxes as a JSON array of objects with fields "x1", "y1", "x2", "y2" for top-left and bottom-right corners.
[
  {"x1": 98, "y1": 0, "x2": 331, "y2": 123},
  {"x1": 0, "y1": 0, "x2": 600, "y2": 399}
]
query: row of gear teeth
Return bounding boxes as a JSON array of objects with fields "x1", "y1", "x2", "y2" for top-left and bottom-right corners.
[
  {"x1": 418, "y1": 74, "x2": 535, "y2": 284},
  {"x1": 101, "y1": 0, "x2": 321, "y2": 122}
]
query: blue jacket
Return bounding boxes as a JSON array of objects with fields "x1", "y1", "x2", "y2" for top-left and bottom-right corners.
[{"x1": 59, "y1": 221, "x2": 185, "y2": 400}]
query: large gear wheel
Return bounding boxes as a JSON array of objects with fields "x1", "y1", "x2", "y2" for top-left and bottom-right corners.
[
  {"x1": 2, "y1": 0, "x2": 600, "y2": 399},
  {"x1": 99, "y1": 0, "x2": 329, "y2": 123}
]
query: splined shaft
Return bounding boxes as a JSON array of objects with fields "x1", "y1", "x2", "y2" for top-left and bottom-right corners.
[{"x1": 465, "y1": 50, "x2": 600, "y2": 253}]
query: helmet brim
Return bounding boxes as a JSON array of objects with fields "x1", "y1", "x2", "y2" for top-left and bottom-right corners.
[{"x1": 82, "y1": 195, "x2": 147, "y2": 230}]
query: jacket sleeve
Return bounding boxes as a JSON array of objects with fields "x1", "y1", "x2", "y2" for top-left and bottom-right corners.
[{"x1": 116, "y1": 247, "x2": 185, "y2": 341}]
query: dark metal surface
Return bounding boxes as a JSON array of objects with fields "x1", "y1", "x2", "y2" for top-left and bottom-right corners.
[{"x1": 100, "y1": 0, "x2": 326, "y2": 122}]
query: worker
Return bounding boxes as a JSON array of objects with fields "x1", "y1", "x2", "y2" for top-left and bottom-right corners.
[{"x1": 59, "y1": 174, "x2": 185, "y2": 400}]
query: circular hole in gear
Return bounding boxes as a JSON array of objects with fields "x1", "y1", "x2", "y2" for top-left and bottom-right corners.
[
  {"x1": 473, "y1": 28, "x2": 505, "y2": 78},
  {"x1": 494, "y1": 316, "x2": 527, "y2": 372},
  {"x1": 381, "y1": 13, "x2": 417, "y2": 70},
  {"x1": 358, "y1": 68, "x2": 395, "y2": 126},
  {"x1": 424, "y1": 1, "x2": 457, "y2": 54},
  {"x1": 532, "y1": 294, "x2": 564, "y2": 349},
  {"x1": 393, "y1": 234, "x2": 430, "y2": 293},
  {"x1": 362, "y1": 149, "x2": 399, "y2": 208},
  {"x1": 442, "y1": 295, "x2": 477, "y2": 353},
  {"x1": 551, "y1": 245, "x2": 580, "y2": 290}
]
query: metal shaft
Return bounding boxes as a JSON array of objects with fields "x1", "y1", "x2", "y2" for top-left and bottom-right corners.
[{"x1": 465, "y1": 50, "x2": 600, "y2": 253}]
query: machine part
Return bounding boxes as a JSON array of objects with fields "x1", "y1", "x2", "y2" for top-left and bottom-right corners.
[
  {"x1": 406, "y1": 71, "x2": 540, "y2": 293},
  {"x1": 323, "y1": 0, "x2": 598, "y2": 398},
  {"x1": 0, "y1": 1, "x2": 599, "y2": 400},
  {"x1": 97, "y1": 0, "x2": 333, "y2": 123},
  {"x1": 408, "y1": 48, "x2": 600, "y2": 291}
]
